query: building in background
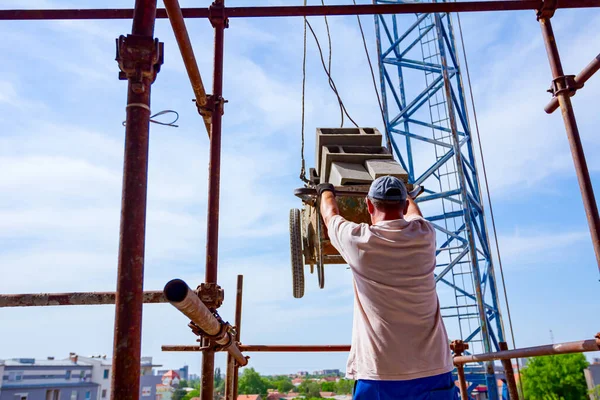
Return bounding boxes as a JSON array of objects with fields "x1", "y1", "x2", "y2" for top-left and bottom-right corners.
[
  {"x1": 0, "y1": 357, "x2": 99, "y2": 400},
  {"x1": 70, "y1": 355, "x2": 111, "y2": 399},
  {"x1": 160, "y1": 370, "x2": 180, "y2": 387},
  {"x1": 0, "y1": 354, "x2": 191, "y2": 400},
  {"x1": 140, "y1": 375, "x2": 163, "y2": 400},
  {"x1": 585, "y1": 358, "x2": 600, "y2": 396},
  {"x1": 157, "y1": 365, "x2": 188, "y2": 382},
  {"x1": 140, "y1": 357, "x2": 163, "y2": 376},
  {"x1": 66, "y1": 354, "x2": 163, "y2": 399},
  {"x1": 312, "y1": 370, "x2": 340, "y2": 377}
]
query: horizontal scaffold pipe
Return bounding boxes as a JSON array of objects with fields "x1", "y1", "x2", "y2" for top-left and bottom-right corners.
[
  {"x1": 2, "y1": 1, "x2": 600, "y2": 20},
  {"x1": 0, "y1": 291, "x2": 166, "y2": 307},
  {"x1": 162, "y1": 333, "x2": 600, "y2": 362}
]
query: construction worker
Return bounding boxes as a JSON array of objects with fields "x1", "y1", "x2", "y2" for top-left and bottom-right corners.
[{"x1": 317, "y1": 176, "x2": 457, "y2": 400}]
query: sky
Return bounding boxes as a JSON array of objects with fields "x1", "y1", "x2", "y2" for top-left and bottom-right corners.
[{"x1": 0, "y1": 0, "x2": 599, "y2": 377}]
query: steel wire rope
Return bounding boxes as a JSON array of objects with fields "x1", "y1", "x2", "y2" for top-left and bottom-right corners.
[
  {"x1": 306, "y1": 20, "x2": 359, "y2": 127},
  {"x1": 299, "y1": 0, "x2": 359, "y2": 183},
  {"x1": 354, "y1": 0, "x2": 392, "y2": 152},
  {"x1": 299, "y1": 1, "x2": 310, "y2": 183},
  {"x1": 320, "y1": 0, "x2": 344, "y2": 126},
  {"x1": 455, "y1": 12, "x2": 523, "y2": 394}
]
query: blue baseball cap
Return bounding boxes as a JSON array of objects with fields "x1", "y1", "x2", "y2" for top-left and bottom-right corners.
[{"x1": 368, "y1": 175, "x2": 407, "y2": 202}]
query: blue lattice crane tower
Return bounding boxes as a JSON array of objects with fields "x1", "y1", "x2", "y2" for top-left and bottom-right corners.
[{"x1": 374, "y1": 5, "x2": 506, "y2": 396}]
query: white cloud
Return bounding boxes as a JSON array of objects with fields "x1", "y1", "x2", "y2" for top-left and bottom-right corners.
[
  {"x1": 462, "y1": 11, "x2": 600, "y2": 194},
  {"x1": 496, "y1": 229, "x2": 590, "y2": 267}
]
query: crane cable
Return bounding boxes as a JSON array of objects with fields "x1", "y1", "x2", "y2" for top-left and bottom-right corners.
[
  {"x1": 306, "y1": 20, "x2": 358, "y2": 128},
  {"x1": 353, "y1": 0, "x2": 392, "y2": 153},
  {"x1": 319, "y1": 0, "x2": 344, "y2": 127},
  {"x1": 455, "y1": 13, "x2": 524, "y2": 395},
  {"x1": 299, "y1": 1, "x2": 309, "y2": 183},
  {"x1": 299, "y1": 0, "x2": 359, "y2": 183}
]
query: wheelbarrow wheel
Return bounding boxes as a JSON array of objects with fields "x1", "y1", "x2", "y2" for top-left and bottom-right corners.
[{"x1": 289, "y1": 208, "x2": 305, "y2": 298}]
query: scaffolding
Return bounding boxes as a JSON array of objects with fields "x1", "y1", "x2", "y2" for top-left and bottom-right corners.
[{"x1": 1, "y1": 2, "x2": 600, "y2": 400}]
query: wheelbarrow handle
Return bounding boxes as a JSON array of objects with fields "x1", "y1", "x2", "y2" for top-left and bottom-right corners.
[{"x1": 294, "y1": 184, "x2": 420, "y2": 201}]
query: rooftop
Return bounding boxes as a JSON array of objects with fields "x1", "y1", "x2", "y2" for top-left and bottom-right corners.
[{"x1": 2, "y1": 358, "x2": 92, "y2": 367}]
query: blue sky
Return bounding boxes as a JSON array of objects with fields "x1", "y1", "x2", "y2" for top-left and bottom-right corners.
[{"x1": 0, "y1": 0, "x2": 599, "y2": 376}]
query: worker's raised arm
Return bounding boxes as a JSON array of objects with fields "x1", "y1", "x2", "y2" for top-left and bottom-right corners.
[
  {"x1": 406, "y1": 197, "x2": 423, "y2": 218},
  {"x1": 317, "y1": 183, "x2": 340, "y2": 227}
]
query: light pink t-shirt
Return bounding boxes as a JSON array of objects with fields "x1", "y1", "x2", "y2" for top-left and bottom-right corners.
[{"x1": 327, "y1": 214, "x2": 453, "y2": 381}]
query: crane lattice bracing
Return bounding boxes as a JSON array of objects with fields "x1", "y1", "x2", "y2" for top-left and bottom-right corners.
[{"x1": 374, "y1": 5, "x2": 505, "y2": 395}]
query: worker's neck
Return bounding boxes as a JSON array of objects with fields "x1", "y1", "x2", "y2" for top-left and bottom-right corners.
[{"x1": 371, "y1": 211, "x2": 404, "y2": 224}]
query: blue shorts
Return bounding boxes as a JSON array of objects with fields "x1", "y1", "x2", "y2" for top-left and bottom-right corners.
[{"x1": 353, "y1": 372, "x2": 458, "y2": 400}]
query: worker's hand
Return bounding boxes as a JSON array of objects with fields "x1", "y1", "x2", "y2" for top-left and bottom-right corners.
[
  {"x1": 408, "y1": 184, "x2": 424, "y2": 200},
  {"x1": 316, "y1": 183, "x2": 335, "y2": 198}
]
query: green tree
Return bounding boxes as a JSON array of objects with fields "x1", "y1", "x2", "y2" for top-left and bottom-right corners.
[
  {"x1": 214, "y1": 367, "x2": 223, "y2": 390},
  {"x1": 521, "y1": 353, "x2": 589, "y2": 400},
  {"x1": 182, "y1": 389, "x2": 199, "y2": 400},
  {"x1": 335, "y1": 379, "x2": 354, "y2": 395},
  {"x1": 178, "y1": 379, "x2": 189, "y2": 388},
  {"x1": 238, "y1": 368, "x2": 267, "y2": 396},
  {"x1": 276, "y1": 379, "x2": 295, "y2": 393},
  {"x1": 320, "y1": 381, "x2": 335, "y2": 392},
  {"x1": 173, "y1": 389, "x2": 187, "y2": 400},
  {"x1": 300, "y1": 381, "x2": 321, "y2": 398},
  {"x1": 589, "y1": 385, "x2": 600, "y2": 400}
]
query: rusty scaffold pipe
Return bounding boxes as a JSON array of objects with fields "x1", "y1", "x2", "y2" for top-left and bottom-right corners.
[
  {"x1": 162, "y1": 344, "x2": 352, "y2": 352},
  {"x1": 163, "y1": 279, "x2": 248, "y2": 366},
  {"x1": 162, "y1": 334, "x2": 600, "y2": 360},
  {"x1": 163, "y1": 0, "x2": 211, "y2": 136},
  {"x1": 538, "y1": 12, "x2": 600, "y2": 274},
  {"x1": 110, "y1": 0, "x2": 163, "y2": 398},
  {"x1": 450, "y1": 341, "x2": 469, "y2": 400},
  {"x1": 200, "y1": 1, "x2": 228, "y2": 398},
  {"x1": 499, "y1": 342, "x2": 520, "y2": 400},
  {"x1": 3, "y1": 1, "x2": 600, "y2": 21},
  {"x1": 454, "y1": 333, "x2": 600, "y2": 364},
  {"x1": 0, "y1": 291, "x2": 166, "y2": 307},
  {"x1": 225, "y1": 275, "x2": 244, "y2": 400}
]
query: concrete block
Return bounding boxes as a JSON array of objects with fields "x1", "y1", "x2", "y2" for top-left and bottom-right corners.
[
  {"x1": 315, "y1": 127, "x2": 383, "y2": 171},
  {"x1": 365, "y1": 159, "x2": 409, "y2": 183},
  {"x1": 329, "y1": 162, "x2": 374, "y2": 186},
  {"x1": 320, "y1": 145, "x2": 393, "y2": 183}
]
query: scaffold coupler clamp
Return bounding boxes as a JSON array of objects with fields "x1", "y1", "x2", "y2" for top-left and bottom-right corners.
[
  {"x1": 188, "y1": 312, "x2": 235, "y2": 352},
  {"x1": 196, "y1": 282, "x2": 225, "y2": 309},
  {"x1": 537, "y1": 0, "x2": 558, "y2": 20},
  {"x1": 195, "y1": 95, "x2": 227, "y2": 118},
  {"x1": 548, "y1": 75, "x2": 582, "y2": 98},
  {"x1": 450, "y1": 340, "x2": 469, "y2": 356},
  {"x1": 116, "y1": 34, "x2": 164, "y2": 93},
  {"x1": 209, "y1": 1, "x2": 229, "y2": 28}
]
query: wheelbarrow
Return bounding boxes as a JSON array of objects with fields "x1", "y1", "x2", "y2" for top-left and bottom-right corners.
[{"x1": 289, "y1": 183, "x2": 415, "y2": 298}]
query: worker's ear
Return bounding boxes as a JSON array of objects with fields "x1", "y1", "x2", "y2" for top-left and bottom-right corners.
[
  {"x1": 366, "y1": 197, "x2": 375, "y2": 215},
  {"x1": 403, "y1": 199, "x2": 409, "y2": 215}
]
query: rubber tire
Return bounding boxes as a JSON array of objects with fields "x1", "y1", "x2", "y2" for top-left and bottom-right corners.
[{"x1": 289, "y1": 208, "x2": 305, "y2": 298}]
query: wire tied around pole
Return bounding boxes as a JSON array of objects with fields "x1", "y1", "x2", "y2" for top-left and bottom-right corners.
[{"x1": 123, "y1": 106, "x2": 180, "y2": 127}]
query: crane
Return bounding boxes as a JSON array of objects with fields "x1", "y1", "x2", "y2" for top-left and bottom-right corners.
[{"x1": 374, "y1": 4, "x2": 506, "y2": 397}]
